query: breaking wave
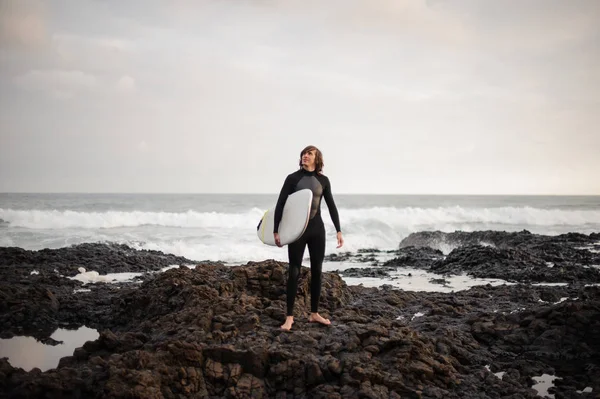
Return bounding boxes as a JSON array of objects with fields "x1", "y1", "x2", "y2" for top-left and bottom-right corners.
[{"x1": 1, "y1": 206, "x2": 599, "y2": 231}]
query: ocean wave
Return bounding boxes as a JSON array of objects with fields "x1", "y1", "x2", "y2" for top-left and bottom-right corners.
[
  {"x1": 0, "y1": 209, "x2": 264, "y2": 229},
  {"x1": 1, "y1": 206, "x2": 599, "y2": 230},
  {"x1": 333, "y1": 206, "x2": 600, "y2": 228}
]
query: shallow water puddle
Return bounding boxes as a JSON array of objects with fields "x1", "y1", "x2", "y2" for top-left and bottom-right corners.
[
  {"x1": 411, "y1": 312, "x2": 425, "y2": 321},
  {"x1": 0, "y1": 326, "x2": 99, "y2": 372},
  {"x1": 324, "y1": 261, "x2": 375, "y2": 273},
  {"x1": 537, "y1": 297, "x2": 579, "y2": 305},
  {"x1": 532, "y1": 374, "x2": 561, "y2": 399},
  {"x1": 61, "y1": 264, "x2": 195, "y2": 287},
  {"x1": 531, "y1": 283, "x2": 569, "y2": 287},
  {"x1": 68, "y1": 267, "x2": 143, "y2": 284},
  {"x1": 509, "y1": 307, "x2": 527, "y2": 314},
  {"x1": 340, "y1": 266, "x2": 514, "y2": 293},
  {"x1": 485, "y1": 365, "x2": 505, "y2": 380},
  {"x1": 577, "y1": 387, "x2": 593, "y2": 394},
  {"x1": 576, "y1": 244, "x2": 600, "y2": 254},
  {"x1": 486, "y1": 369, "x2": 583, "y2": 398}
]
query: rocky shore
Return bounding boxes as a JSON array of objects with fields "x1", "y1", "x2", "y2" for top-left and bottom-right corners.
[
  {"x1": 1, "y1": 231, "x2": 599, "y2": 398},
  {"x1": 329, "y1": 230, "x2": 600, "y2": 285}
]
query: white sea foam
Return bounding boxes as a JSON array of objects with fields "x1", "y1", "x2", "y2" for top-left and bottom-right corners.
[
  {"x1": 159, "y1": 264, "x2": 183, "y2": 272},
  {"x1": 2, "y1": 206, "x2": 600, "y2": 230},
  {"x1": 129, "y1": 240, "x2": 292, "y2": 264},
  {"x1": 335, "y1": 206, "x2": 600, "y2": 229},
  {"x1": 2, "y1": 204, "x2": 599, "y2": 264},
  {"x1": 0, "y1": 208, "x2": 264, "y2": 229}
]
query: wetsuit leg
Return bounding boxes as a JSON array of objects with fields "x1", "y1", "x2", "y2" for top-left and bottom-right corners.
[
  {"x1": 307, "y1": 217, "x2": 326, "y2": 313},
  {"x1": 286, "y1": 232, "x2": 308, "y2": 316}
]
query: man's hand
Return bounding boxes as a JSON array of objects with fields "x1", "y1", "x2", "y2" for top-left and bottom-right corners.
[
  {"x1": 274, "y1": 233, "x2": 282, "y2": 247},
  {"x1": 336, "y1": 232, "x2": 344, "y2": 248}
]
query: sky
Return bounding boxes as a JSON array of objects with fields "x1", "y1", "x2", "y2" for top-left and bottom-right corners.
[{"x1": 0, "y1": 0, "x2": 599, "y2": 195}]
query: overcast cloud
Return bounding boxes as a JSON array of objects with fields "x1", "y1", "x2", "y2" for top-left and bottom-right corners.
[{"x1": 1, "y1": 0, "x2": 598, "y2": 194}]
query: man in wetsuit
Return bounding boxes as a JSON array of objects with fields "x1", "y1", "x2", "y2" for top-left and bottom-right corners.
[{"x1": 273, "y1": 145, "x2": 344, "y2": 331}]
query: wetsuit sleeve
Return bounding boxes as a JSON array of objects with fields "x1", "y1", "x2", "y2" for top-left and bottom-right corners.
[
  {"x1": 323, "y1": 178, "x2": 342, "y2": 233},
  {"x1": 273, "y1": 174, "x2": 295, "y2": 233}
]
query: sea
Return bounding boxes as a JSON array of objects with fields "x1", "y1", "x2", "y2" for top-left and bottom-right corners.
[{"x1": 1, "y1": 193, "x2": 599, "y2": 264}]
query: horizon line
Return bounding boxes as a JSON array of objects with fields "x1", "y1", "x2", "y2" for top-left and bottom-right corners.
[{"x1": 1, "y1": 191, "x2": 599, "y2": 197}]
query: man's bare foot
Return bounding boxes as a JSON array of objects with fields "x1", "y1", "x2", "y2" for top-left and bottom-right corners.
[
  {"x1": 309, "y1": 313, "x2": 331, "y2": 326},
  {"x1": 281, "y1": 316, "x2": 294, "y2": 331}
]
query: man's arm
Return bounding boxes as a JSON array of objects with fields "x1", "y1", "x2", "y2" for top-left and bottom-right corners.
[
  {"x1": 323, "y1": 179, "x2": 341, "y2": 233},
  {"x1": 273, "y1": 175, "x2": 294, "y2": 233}
]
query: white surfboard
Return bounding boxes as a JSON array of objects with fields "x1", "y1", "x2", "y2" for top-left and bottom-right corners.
[{"x1": 257, "y1": 189, "x2": 313, "y2": 246}]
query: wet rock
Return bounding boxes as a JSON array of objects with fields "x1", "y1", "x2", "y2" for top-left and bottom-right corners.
[
  {"x1": 325, "y1": 249, "x2": 392, "y2": 264},
  {"x1": 332, "y1": 231, "x2": 600, "y2": 283},
  {"x1": 323, "y1": 251, "x2": 354, "y2": 262},
  {"x1": 0, "y1": 242, "x2": 213, "y2": 276},
  {"x1": 336, "y1": 267, "x2": 394, "y2": 278},
  {"x1": 400, "y1": 230, "x2": 600, "y2": 267},
  {"x1": 431, "y1": 245, "x2": 600, "y2": 283},
  {"x1": 358, "y1": 248, "x2": 382, "y2": 254},
  {"x1": 0, "y1": 241, "x2": 599, "y2": 398},
  {"x1": 429, "y1": 278, "x2": 451, "y2": 286},
  {"x1": 383, "y1": 246, "x2": 445, "y2": 268},
  {"x1": 399, "y1": 230, "x2": 539, "y2": 250}
]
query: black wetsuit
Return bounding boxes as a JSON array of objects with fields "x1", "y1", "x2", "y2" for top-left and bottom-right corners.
[{"x1": 274, "y1": 168, "x2": 341, "y2": 316}]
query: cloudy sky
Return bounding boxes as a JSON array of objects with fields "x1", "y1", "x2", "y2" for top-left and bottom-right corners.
[{"x1": 1, "y1": 0, "x2": 598, "y2": 195}]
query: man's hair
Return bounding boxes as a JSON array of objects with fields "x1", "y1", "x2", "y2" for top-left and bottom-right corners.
[{"x1": 299, "y1": 145, "x2": 324, "y2": 173}]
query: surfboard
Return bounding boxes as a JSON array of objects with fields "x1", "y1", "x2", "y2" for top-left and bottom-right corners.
[{"x1": 257, "y1": 189, "x2": 313, "y2": 246}]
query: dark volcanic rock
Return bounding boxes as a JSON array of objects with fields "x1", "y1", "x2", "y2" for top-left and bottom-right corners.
[
  {"x1": 383, "y1": 246, "x2": 444, "y2": 268},
  {"x1": 337, "y1": 267, "x2": 395, "y2": 279},
  {"x1": 0, "y1": 243, "x2": 212, "y2": 340},
  {"x1": 399, "y1": 230, "x2": 529, "y2": 250},
  {"x1": 324, "y1": 250, "x2": 383, "y2": 264},
  {"x1": 400, "y1": 230, "x2": 541, "y2": 250},
  {"x1": 431, "y1": 244, "x2": 600, "y2": 283},
  {"x1": 400, "y1": 230, "x2": 600, "y2": 266},
  {"x1": 330, "y1": 231, "x2": 600, "y2": 283},
  {"x1": 324, "y1": 251, "x2": 354, "y2": 262},
  {"x1": 336, "y1": 245, "x2": 444, "y2": 279},
  {"x1": 0, "y1": 242, "x2": 207, "y2": 276},
  {"x1": 1, "y1": 243, "x2": 599, "y2": 398}
]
